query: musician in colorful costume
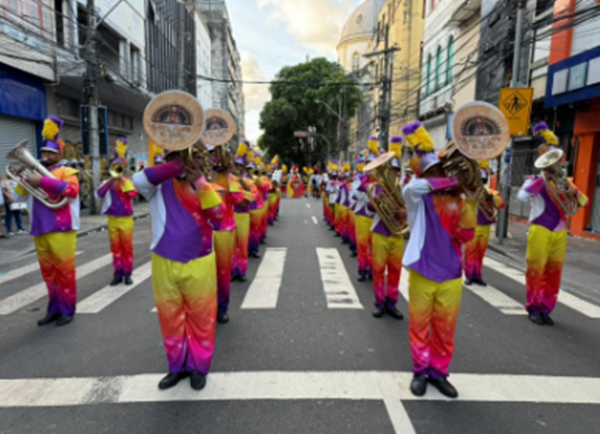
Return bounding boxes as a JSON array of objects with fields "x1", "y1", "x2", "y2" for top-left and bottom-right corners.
[
  {"x1": 463, "y1": 161, "x2": 505, "y2": 286},
  {"x1": 267, "y1": 158, "x2": 279, "y2": 225},
  {"x1": 133, "y1": 145, "x2": 225, "y2": 391},
  {"x1": 248, "y1": 154, "x2": 263, "y2": 258},
  {"x1": 209, "y1": 144, "x2": 246, "y2": 324},
  {"x1": 352, "y1": 153, "x2": 374, "y2": 281},
  {"x1": 13, "y1": 116, "x2": 80, "y2": 327},
  {"x1": 366, "y1": 137, "x2": 405, "y2": 320},
  {"x1": 96, "y1": 138, "x2": 138, "y2": 286},
  {"x1": 232, "y1": 142, "x2": 255, "y2": 282},
  {"x1": 517, "y1": 122, "x2": 588, "y2": 326},
  {"x1": 402, "y1": 122, "x2": 477, "y2": 399},
  {"x1": 258, "y1": 158, "x2": 271, "y2": 243}
]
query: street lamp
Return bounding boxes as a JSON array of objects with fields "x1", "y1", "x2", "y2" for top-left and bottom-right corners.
[{"x1": 314, "y1": 99, "x2": 348, "y2": 125}]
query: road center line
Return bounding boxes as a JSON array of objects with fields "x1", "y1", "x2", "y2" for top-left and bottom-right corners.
[{"x1": 241, "y1": 248, "x2": 287, "y2": 309}]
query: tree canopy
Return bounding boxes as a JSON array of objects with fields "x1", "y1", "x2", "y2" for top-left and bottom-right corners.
[{"x1": 258, "y1": 57, "x2": 362, "y2": 168}]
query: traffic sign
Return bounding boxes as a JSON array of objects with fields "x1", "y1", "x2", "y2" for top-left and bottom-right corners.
[{"x1": 498, "y1": 87, "x2": 534, "y2": 136}]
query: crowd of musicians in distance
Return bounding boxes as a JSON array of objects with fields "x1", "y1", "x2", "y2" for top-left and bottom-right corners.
[{"x1": 8, "y1": 111, "x2": 587, "y2": 398}]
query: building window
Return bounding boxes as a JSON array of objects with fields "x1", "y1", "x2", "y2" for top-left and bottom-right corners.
[
  {"x1": 446, "y1": 36, "x2": 454, "y2": 85},
  {"x1": 426, "y1": 54, "x2": 432, "y2": 96},
  {"x1": 435, "y1": 45, "x2": 442, "y2": 90},
  {"x1": 352, "y1": 52, "x2": 360, "y2": 72}
]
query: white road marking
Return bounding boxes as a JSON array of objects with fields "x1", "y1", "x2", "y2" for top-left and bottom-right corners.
[
  {"x1": 399, "y1": 276, "x2": 409, "y2": 301},
  {"x1": 316, "y1": 248, "x2": 363, "y2": 309},
  {"x1": 0, "y1": 252, "x2": 83, "y2": 286},
  {"x1": 1, "y1": 371, "x2": 600, "y2": 407},
  {"x1": 241, "y1": 248, "x2": 287, "y2": 309},
  {"x1": 484, "y1": 257, "x2": 600, "y2": 318},
  {"x1": 312, "y1": 216, "x2": 318, "y2": 225},
  {"x1": 78, "y1": 262, "x2": 153, "y2": 313},
  {"x1": 465, "y1": 284, "x2": 526, "y2": 315},
  {"x1": 384, "y1": 399, "x2": 416, "y2": 434},
  {"x1": 151, "y1": 307, "x2": 157, "y2": 312},
  {"x1": 306, "y1": 203, "x2": 311, "y2": 208},
  {"x1": 0, "y1": 253, "x2": 114, "y2": 315}
]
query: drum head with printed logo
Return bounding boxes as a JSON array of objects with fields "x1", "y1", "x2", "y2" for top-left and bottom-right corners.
[{"x1": 202, "y1": 109, "x2": 237, "y2": 147}]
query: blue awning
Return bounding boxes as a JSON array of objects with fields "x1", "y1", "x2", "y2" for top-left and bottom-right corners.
[{"x1": 545, "y1": 45, "x2": 600, "y2": 108}]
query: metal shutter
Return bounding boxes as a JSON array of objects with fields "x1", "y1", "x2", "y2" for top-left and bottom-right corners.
[{"x1": 0, "y1": 114, "x2": 37, "y2": 177}]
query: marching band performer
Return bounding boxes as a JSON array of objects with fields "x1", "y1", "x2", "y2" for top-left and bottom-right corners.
[
  {"x1": 366, "y1": 137, "x2": 405, "y2": 320},
  {"x1": 337, "y1": 164, "x2": 351, "y2": 244},
  {"x1": 96, "y1": 138, "x2": 138, "y2": 286},
  {"x1": 402, "y1": 122, "x2": 478, "y2": 399},
  {"x1": 258, "y1": 158, "x2": 271, "y2": 243},
  {"x1": 248, "y1": 154, "x2": 263, "y2": 259},
  {"x1": 133, "y1": 144, "x2": 225, "y2": 391},
  {"x1": 12, "y1": 116, "x2": 80, "y2": 327},
  {"x1": 463, "y1": 161, "x2": 505, "y2": 287},
  {"x1": 517, "y1": 122, "x2": 587, "y2": 326},
  {"x1": 352, "y1": 154, "x2": 374, "y2": 281},
  {"x1": 232, "y1": 142, "x2": 255, "y2": 282},
  {"x1": 209, "y1": 144, "x2": 245, "y2": 324},
  {"x1": 267, "y1": 157, "x2": 279, "y2": 225},
  {"x1": 281, "y1": 165, "x2": 288, "y2": 198},
  {"x1": 327, "y1": 163, "x2": 339, "y2": 231}
]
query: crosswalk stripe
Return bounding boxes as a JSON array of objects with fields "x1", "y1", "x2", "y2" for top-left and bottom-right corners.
[
  {"x1": 78, "y1": 262, "x2": 153, "y2": 314},
  {"x1": 316, "y1": 248, "x2": 363, "y2": 309},
  {"x1": 306, "y1": 203, "x2": 311, "y2": 208},
  {"x1": 0, "y1": 252, "x2": 83, "y2": 286},
  {"x1": 384, "y1": 399, "x2": 416, "y2": 434},
  {"x1": 241, "y1": 248, "x2": 287, "y2": 309},
  {"x1": 312, "y1": 216, "x2": 318, "y2": 225},
  {"x1": 466, "y1": 283, "x2": 526, "y2": 315},
  {"x1": 1, "y1": 371, "x2": 599, "y2": 407},
  {"x1": 484, "y1": 257, "x2": 600, "y2": 318},
  {"x1": 399, "y1": 276, "x2": 409, "y2": 301},
  {"x1": 0, "y1": 253, "x2": 114, "y2": 315}
]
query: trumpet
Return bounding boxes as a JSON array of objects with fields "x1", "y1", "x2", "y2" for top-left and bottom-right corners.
[
  {"x1": 109, "y1": 160, "x2": 126, "y2": 178},
  {"x1": 6, "y1": 140, "x2": 69, "y2": 209},
  {"x1": 364, "y1": 151, "x2": 409, "y2": 236},
  {"x1": 535, "y1": 148, "x2": 579, "y2": 216}
]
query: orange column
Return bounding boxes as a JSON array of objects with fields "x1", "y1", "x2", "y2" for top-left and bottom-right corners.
[{"x1": 549, "y1": 0, "x2": 576, "y2": 65}]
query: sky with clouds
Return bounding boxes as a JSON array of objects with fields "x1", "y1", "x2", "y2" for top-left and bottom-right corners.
[{"x1": 225, "y1": 0, "x2": 364, "y2": 143}]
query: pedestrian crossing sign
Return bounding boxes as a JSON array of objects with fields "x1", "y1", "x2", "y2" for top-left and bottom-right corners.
[{"x1": 498, "y1": 88, "x2": 534, "y2": 136}]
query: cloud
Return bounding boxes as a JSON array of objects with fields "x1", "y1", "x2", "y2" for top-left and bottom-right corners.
[
  {"x1": 257, "y1": 0, "x2": 356, "y2": 56},
  {"x1": 244, "y1": 110, "x2": 262, "y2": 143},
  {"x1": 241, "y1": 51, "x2": 271, "y2": 112}
]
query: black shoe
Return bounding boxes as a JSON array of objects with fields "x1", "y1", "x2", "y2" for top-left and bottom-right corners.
[
  {"x1": 250, "y1": 252, "x2": 261, "y2": 259},
  {"x1": 231, "y1": 274, "x2": 239, "y2": 282},
  {"x1": 428, "y1": 377, "x2": 458, "y2": 398},
  {"x1": 386, "y1": 306, "x2": 404, "y2": 320},
  {"x1": 368, "y1": 274, "x2": 373, "y2": 281},
  {"x1": 350, "y1": 251, "x2": 357, "y2": 257},
  {"x1": 158, "y1": 371, "x2": 189, "y2": 390},
  {"x1": 528, "y1": 314, "x2": 545, "y2": 326},
  {"x1": 260, "y1": 239, "x2": 266, "y2": 245},
  {"x1": 372, "y1": 306, "x2": 385, "y2": 318},
  {"x1": 238, "y1": 275, "x2": 247, "y2": 282},
  {"x1": 110, "y1": 276, "x2": 123, "y2": 286},
  {"x1": 464, "y1": 278, "x2": 474, "y2": 286},
  {"x1": 124, "y1": 276, "x2": 133, "y2": 285},
  {"x1": 328, "y1": 226, "x2": 334, "y2": 231},
  {"x1": 541, "y1": 313, "x2": 554, "y2": 326},
  {"x1": 410, "y1": 374, "x2": 428, "y2": 397},
  {"x1": 217, "y1": 311, "x2": 229, "y2": 324},
  {"x1": 56, "y1": 315, "x2": 73, "y2": 327},
  {"x1": 357, "y1": 275, "x2": 367, "y2": 282},
  {"x1": 334, "y1": 233, "x2": 341, "y2": 237},
  {"x1": 37, "y1": 313, "x2": 61, "y2": 326},
  {"x1": 190, "y1": 371, "x2": 207, "y2": 391},
  {"x1": 474, "y1": 278, "x2": 487, "y2": 287}
]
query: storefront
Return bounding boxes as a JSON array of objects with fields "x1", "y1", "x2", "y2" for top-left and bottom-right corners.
[
  {"x1": 0, "y1": 65, "x2": 47, "y2": 173},
  {"x1": 545, "y1": 45, "x2": 600, "y2": 237}
]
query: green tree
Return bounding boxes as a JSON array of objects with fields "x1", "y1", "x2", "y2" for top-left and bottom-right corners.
[{"x1": 258, "y1": 57, "x2": 362, "y2": 168}]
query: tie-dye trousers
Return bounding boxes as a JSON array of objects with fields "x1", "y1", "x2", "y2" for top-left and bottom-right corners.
[
  {"x1": 355, "y1": 215, "x2": 373, "y2": 277},
  {"x1": 107, "y1": 215, "x2": 134, "y2": 278},
  {"x1": 525, "y1": 225, "x2": 567, "y2": 315},
  {"x1": 408, "y1": 270, "x2": 462, "y2": 379},
  {"x1": 249, "y1": 209, "x2": 262, "y2": 256},
  {"x1": 371, "y1": 232, "x2": 403, "y2": 307},
  {"x1": 152, "y1": 252, "x2": 217, "y2": 375},
  {"x1": 232, "y1": 213, "x2": 250, "y2": 278},
  {"x1": 34, "y1": 231, "x2": 77, "y2": 316},
  {"x1": 214, "y1": 230, "x2": 235, "y2": 313},
  {"x1": 463, "y1": 224, "x2": 490, "y2": 280}
]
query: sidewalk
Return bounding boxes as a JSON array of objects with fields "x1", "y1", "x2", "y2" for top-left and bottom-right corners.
[
  {"x1": 489, "y1": 220, "x2": 600, "y2": 303},
  {"x1": 0, "y1": 201, "x2": 150, "y2": 265}
]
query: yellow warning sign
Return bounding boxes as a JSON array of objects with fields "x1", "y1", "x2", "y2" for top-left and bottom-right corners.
[{"x1": 498, "y1": 87, "x2": 534, "y2": 136}]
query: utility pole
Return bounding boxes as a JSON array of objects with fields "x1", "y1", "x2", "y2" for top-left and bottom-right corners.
[
  {"x1": 83, "y1": 0, "x2": 100, "y2": 215},
  {"x1": 177, "y1": 3, "x2": 187, "y2": 90},
  {"x1": 497, "y1": 0, "x2": 524, "y2": 245},
  {"x1": 341, "y1": 88, "x2": 348, "y2": 161},
  {"x1": 364, "y1": 23, "x2": 399, "y2": 152}
]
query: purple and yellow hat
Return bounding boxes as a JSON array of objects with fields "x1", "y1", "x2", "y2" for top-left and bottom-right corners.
[
  {"x1": 235, "y1": 141, "x2": 250, "y2": 165},
  {"x1": 112, "y1": 137, "x2": 129, "y2": 164},
  {"x1": 41, "y1": 116, "x2": 65, "y2": 154},
  {"x1": 402, "y1": 121, "x2": 438, "y2": 177}
]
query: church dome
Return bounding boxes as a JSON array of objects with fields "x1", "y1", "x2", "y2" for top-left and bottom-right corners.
[{"x1": 339, "y1": 0, "x2": 386, "y2": 45}]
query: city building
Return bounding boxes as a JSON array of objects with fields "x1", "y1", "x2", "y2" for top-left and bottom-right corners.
[{"x1": 195, "y1": 10, "x2": 213, "y2": 111}]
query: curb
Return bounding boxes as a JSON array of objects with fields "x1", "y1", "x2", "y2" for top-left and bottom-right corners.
[{"x1": 15, "y1": 213, "x2": 150, "y2": 259}]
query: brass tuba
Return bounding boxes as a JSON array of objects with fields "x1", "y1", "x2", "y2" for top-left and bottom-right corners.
[
  {"x1": 534, "y1": 148, "x2": 579, "y2": 216},
  {"x1": 364, "y1": 151, "x2": 409, "y2": 236},
  {"x1": 6, "y1": 140, "x2": 69, "y2": 209}
]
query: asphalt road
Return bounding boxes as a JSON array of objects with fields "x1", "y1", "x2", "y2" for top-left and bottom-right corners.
[{"x1": 0, "y1": 198, "x2": 599, "y2": 434}]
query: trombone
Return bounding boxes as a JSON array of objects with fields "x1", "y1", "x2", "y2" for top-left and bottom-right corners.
[{"x1": 6, "y1": 140, "x2": 68, "y2": 209}]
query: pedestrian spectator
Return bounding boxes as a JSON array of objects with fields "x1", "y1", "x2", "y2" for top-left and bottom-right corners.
[{"x1": 1, "y1": 175, "x2": 26, "y2": 236}]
